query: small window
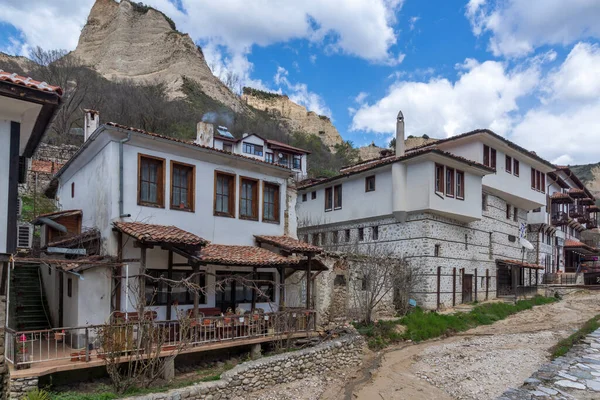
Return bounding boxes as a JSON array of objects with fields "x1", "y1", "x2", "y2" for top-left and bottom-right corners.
[
  {"x1": 214, "y1": 171, "x2": 236, "y2": 217},
  {"x1": 67, "y1": 278, "x2": 72, "y2": 298},
  {"x1": 482, "y1": 193, "x2": 488, "y2": 211},
  {"x1": 293, "y1": 155, "x2": 302, "y2": 170},
  {"x1": 456, "y1": 170, "x2": 465, "y2": 199},
  {"x1": 240, "y1": 177, "x2": 259, "y2": 220},
  {"x1": 513, "y1": 159, "x2": 519, "y2": 176},
  {"x1": 491, "y1": 148, "x2": 497, "y2": 169},
  {"x1": 71, "y1": 182, "x2": 75, "y2": 198},
  {"x1": 138, "y1": 154, "x2": 165, "y2": 207},
  {"x1": 171, "y1": 162, "x2": 195, "y2": 212},
  {"x1": 483, "y1": 145, "x2": 496, "y2": 168},
  {"x1": 513, "y1": 207, "x2": 518, "y2": 222},
  {"x1": 446, "y1": 167, "x2": 455, "y2": 197},
  {"x1": 531, "y1": 168, "x2": 536, "y2": 189},
  {"x1": 263, "y1": 183, "x2": 280, "y2": 223},
  {"x1": 345, "y1": 229, "x2": 350, "y2": 242},
  {"x1": 358, "y1": 228, "x2": 364, "y2": 241},
  {"x1": 311, "y1": 191, "x2": 317, "y2": 200},
  {"x1": 434, "y1": 244, "x2": 440, "y2": 257},
  {"x1": 265, "y1": 153, "x2": 274, "y2": 163},
  {"x1": 332, "y1": 231, "x2": 339, "y2": 244},
  {"x1": 506, "y1": 204, "x2": 511, "y2": 219},
  {"x1": 533, "y1": 207, "x2": 541, "y2": 213},
  {"x1": 505, "y1": 155, "x2": 512, "y2": 173},
  {"x1": 223, "y1": 143, "x2": 233, "y2": 153},
  {"x1": 334, "y1": 185, "x2": 342, "y2": 209},
  {"x1": 302, "y1": 193, "x2": 307, "y2": 202},
  {"x1": 242, "y1": 142, "x2": 264, "y2": 156},
  {"x1": 325, "y1": 187, "x2": 333, "y2": 211},
  {"x1": 365, "y1": 176, "x2": 376, "y2": 192},
  {"x1": 372, "y1": 226, "x2": 379, "y2": 241},
  {"x1": 435, "y1": 164, "x2": 444, "y2": 193},
  {"x1": 302, "y1": 234, "x2": 309, "y2": 243}
]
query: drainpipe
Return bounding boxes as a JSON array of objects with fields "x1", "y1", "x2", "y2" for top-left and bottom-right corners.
[{"x1": 119, "y1": 132, "x2": 132, "y2": 218}]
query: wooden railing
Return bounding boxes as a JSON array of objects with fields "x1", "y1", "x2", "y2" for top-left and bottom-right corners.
[{"x1": 551, "y1": 211, "x2": 569, "y2": 226}]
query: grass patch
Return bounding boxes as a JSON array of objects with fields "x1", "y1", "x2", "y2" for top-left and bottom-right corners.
[
  {"x1": 355, "y1": 296, "x2": 558, "y2": 350},
  {"x1": 550, "y1": 314, "x2": 600, "y2": 359}
]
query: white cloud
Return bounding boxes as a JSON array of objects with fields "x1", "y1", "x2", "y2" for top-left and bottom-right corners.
[
  {"x1": 466, "y1": 0, "x2": 600, "y2": 57},
  {"x1": 273, "y1": 67, "x2": 332, "y2": 117},
  {"x1": 309, "y1": 54, "x2": 317, "y2": 64},
  {"x1": 409, "y1": 16, "x2": 420, "y2": 31},
  {"x1": 354, "y1": 92, "x2": 369, "y2": 104}
]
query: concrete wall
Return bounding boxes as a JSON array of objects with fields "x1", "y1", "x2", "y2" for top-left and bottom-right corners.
[{"x1": 0, "y1": 120, "x2": 10, "y2": 254}]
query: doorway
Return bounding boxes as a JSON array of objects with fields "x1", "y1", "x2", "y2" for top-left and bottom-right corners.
[{"x1": 462, "y1": 274, "x2": 473, "y2": 303}]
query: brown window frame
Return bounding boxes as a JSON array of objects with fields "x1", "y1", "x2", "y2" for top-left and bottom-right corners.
[
  {"x1": 365, "y1": 175, "x2": 376, "y2": 192},
  {"x1": 325, "y1": 187, "x2": 333, "y2": 211},
  {"x1": 513, "y1": 159, "x2": 519, "y2": 176},
  {"x1": 456, "y1": 170, "x2": 465, "y2": 200},
  {"x1": 483, "y1": 145, "x2": 490, "y2": 166},
  {"x1": 531, "y1": 168, "x2": 536, "y2": 189},
  {"x1": 262, "y1": 182, "x2": 280, "y2": 223},
  {"x1": 435, "y1": 163, "x2": 444, "y2": 194},
  {"x1": 239, "y1": 176, "x2": 259, "y2": 221},
  {"x1": 170, "y1": 161, "x2": 195, "y2": 212},
  {"x1": 505, "y1": 155, "x2": 512, "y2": 173},
  {"x1": 491, "y1": 148, "x2": 496, "y2": 169},
  {"x1": 334, "y1": 184, "x2": 342, "y2": 210},
  {"x1": 71, "y1": 182, "x2": 75, "y2": 198},
  {"x1": 138, "y1": 153, "x2": 166, "y2": 208},
  {"x1": 541, "y1": 173, "x2": 545, "y2": 193},
  {"x1": 446, "y1": 167, "x2": 455, "y2": 197},
  {"x1": 214, "y1": 171, "x2": 236, "y2": 218}
]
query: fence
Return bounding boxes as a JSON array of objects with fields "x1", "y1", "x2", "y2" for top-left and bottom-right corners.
[{"x1": 542, "y1": 273, "x2": 582, "y2": 285}]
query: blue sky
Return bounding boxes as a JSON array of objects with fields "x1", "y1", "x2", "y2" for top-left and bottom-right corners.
[{"x1": 2, "y1": 0, "x2": 600, "y2": 164}]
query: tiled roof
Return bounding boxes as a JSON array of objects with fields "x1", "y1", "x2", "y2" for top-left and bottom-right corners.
[
  {"x1": 551, "y1": 192, "x2": 572, "y2": 199},
  {"x1": 105, "y1": 122, "x2": 291, "y2": 172},
  {"x1": 0, "y1": 70, "x2": 63, "y2": 96},
  {"x1": 30, "y1": 160, "x2": 63, "y2": 174},
  {"x1": 564, "y1": 239, "x2": 593, "y2": 249},
  {"x1": 201, "y1": 244, "x2": 297, "y2": 266},
  {"x1": 265, "y1": 139, "x2": 311, "y2": 155},
  {"x1": 46, "y1": 229, "x2": 100, "y2": 248},
  {"x1": 36, "y1": 209, "x2": 82, "y2": 219},
  {"x1": 588, "y1": 206, "x2": 600, "y2": 212},
  {"x1": 496, "y1": 259, "x2": 545, "y2": 270},
  {"x1": 113, "y1": 222, "x2": 208, "y2": 247},
  {"x1": 254, "y1": 235, "x2": 322, "y2": 253}
]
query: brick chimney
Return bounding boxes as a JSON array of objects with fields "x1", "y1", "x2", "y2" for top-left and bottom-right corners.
[{"x1": 84, "y1": 109, "x2": 99, "y2": 142}]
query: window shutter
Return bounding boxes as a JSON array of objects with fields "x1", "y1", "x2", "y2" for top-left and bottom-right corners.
[{"x1": 17, "y1": 224, "x2": 33, "y2": 249}]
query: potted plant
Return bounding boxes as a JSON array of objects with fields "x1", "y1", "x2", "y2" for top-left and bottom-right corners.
[{"x1": 15, "y1": 335, "x2": 30, "y2": 369}]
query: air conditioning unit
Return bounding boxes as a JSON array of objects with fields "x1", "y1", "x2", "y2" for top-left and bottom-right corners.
[{"x1": 17, "y1": 224, "x2": 33, "y2": 249}]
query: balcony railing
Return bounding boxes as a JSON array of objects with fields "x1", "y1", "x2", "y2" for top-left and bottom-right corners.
[
  {"x1": 551, "y1": 211, "x2": 569, "y2": 226},
  {"x1": 5, "y1": 310, "x2": 316, "y2": 369},
  {"x1": 569, "y1": 204, "x2": 585, "y2": 219}
]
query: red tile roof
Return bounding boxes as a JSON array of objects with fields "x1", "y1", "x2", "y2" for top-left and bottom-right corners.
[
  {"x1": 551, "y1": 192, "x2": 572, "y2": 199},
  {"x1": 266, "y1": 139, "x2": 311, "y2": 155},
  {"x1": 0, "y1": 70, "x2": 63, "y2": 96},
  {"x1": 254, "y1": 235, "x2": 322, "y2": 253},
  {"x1": 30, "y1": 160, "x2": 63, "y2": 174},
  {"x1": 36, "y1": 209, "x2": 82, "y2": 219},
  {"x1": 201, "y1": 244, "x2": 297, "y2": 266},
  {"x1": 113, "y1": 222, "x2": 208, "y2": 247},
  {"x1": 46, "y1": 229, "x2": 100, "y2": 248},
  {"x1": 496, "y1": 259, "x2": 545, "y2": 270}
]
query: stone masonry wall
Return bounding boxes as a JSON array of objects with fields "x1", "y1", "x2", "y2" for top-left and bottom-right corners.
[
  {"x1": 9, "y1": 377, "x2": 38, "y2": 400},
  {"x1": 0, "y1": 295, "x2": 7, "y2": 400}
]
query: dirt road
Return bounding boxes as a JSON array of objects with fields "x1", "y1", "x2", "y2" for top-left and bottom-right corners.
[{"x1": 351, "y1": 291, "x2": 600, "y2": 400}]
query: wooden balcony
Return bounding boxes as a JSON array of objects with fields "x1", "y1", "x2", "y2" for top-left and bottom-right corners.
[
  {"x1": 551, "y1": 211, "x2": 569, "y2": 226},
  {"x1": 569, "y1": 204, "x2": 585, "y2": 219}
]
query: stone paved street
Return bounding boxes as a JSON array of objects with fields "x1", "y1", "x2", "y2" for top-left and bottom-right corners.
[{"x1": 499, "y1": 328, "x2": 600, "y2": 399}]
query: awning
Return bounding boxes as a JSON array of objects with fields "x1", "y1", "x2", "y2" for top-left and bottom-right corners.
[
  {"x1": 564, "y1": 239, "x2": 600, "y2": 256},
  {"x1": 569, "y1": 188, "x2": 587, "y2": 198},
  {"x1": 550, "y1": 192, "x2": 574, "y2": 204},
  {"x1": 496, "y1": 259, "x2": 545, "y2": 270},
  {"x1": 254, "y1": 235, "x2": 322, "y2": 254},
  {"x1": 46, "y1": 229, "x2": 100, "y2": 249},
  {"x1": 201, "y1": 244, "x2": 298, "y2": 266},
  {"x1": 113, "y1": 222, "x2": 208, "y2": 248}
]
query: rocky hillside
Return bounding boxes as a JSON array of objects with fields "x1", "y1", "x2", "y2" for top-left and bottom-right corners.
[
  {"x1": 242, "y1": 88, "x2": 342, "y2": 149},
  {"x1": 570, "y1": 163, "x2": 600, "y2": 200},
  {"x1": 71, "y1": 0, "x2": 247, "y2": 112}
]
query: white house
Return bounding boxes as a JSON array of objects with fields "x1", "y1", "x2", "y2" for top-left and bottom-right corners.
[{"x1": 296, "y1": 111, "x2": 560, "y2": 309}]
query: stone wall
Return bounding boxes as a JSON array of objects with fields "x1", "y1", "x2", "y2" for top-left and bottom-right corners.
[
  {"x1": 120, "y1": 335, "x2": 364, "y2": 400},
  {"x1": 0, "y1": 295, "x2": 7, "y2": 400},
  {"x1": 9, "y1": 377, "x2": 38, "y2": 400}
]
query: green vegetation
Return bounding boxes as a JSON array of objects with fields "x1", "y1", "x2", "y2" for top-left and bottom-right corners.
[
  {"x1": 20, "y1": 194, "x2": 56, "y2": 223},
  {"x1": 355, "y1": 296, "x2": 558, "y2": 350},
  {"x1": 242, "y1": 87, "x2": 283, "y2": 100},
  {"x1": 26, "y1": 389, "x2": 51, "y2": 400},
  {"x1": 130, "y1": 2, "x2": 177, "y2": 31},
  {"x1": 551, "y1": 314, "x2": 600, "y2": 359}
]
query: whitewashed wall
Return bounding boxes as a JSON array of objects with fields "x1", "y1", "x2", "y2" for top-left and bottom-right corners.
[{"x1": 0, "y1": 120, "x2": 10, "y2": 254}]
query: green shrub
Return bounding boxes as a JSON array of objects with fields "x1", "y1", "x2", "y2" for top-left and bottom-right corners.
[
  {"x1": 25, "y1": 389, "x2": 51, "y2": 400},
  {"x1": 551, "y1": 314, "x2": 600, "y2": 358}
]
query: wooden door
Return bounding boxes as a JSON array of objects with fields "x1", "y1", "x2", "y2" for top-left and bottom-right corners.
[{"x1": 462, "y1": 274, "x2": 473, "y2": 303}]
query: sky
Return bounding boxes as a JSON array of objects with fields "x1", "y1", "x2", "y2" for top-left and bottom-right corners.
[{"x1": 1, "y1": 0, "x2": 600, "y2": 165}]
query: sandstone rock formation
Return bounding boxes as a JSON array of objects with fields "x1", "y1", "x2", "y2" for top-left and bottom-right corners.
[
  {"x1": 0, "y1": 52, "x2": 35, "y2": 73},
  {"x1": 358, "y1": 142, "x2": 385, "y2": 161},
  {"x1": 71, "y1": 0, "x2": 247, "y2": 112},
  {"x1": 406, "y1": 136, "x2": 438, "y2": 150},
  {"x1": 242, "y1": 90, "x2": 343, "y2": 149}
]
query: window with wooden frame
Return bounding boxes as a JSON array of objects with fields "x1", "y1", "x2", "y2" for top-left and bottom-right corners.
[
  {"x1": 531, "y1": 168, "x2": 536, "y2": 189},
  {"x1": 446, "y1": 167, "x2": 455, "y2": 197},
  {"x1": 505, "y1": 155, "x2": 512, "y2": 173},
  {"x1": 483, "y1": 145, "x2": 496, "y2": 169},
  {"x1": 239, "y1": 177, "x2": 259, "y2": 220},
  {"x1": 531, "y1": 168, "x2": 546, "y2": 193},
  {"x1": 365, "y1": 175, "x2": 376, "y2": 192},
  {"x1": 138, "y1": 154, "x2": 165, "y2": 207},
  {"x1": 435, "y1": 163, "x2": 444, "y2": 193},
  {"x1": 541, "y1": 173, "x2": 545, "y2": 193},
  {"x1": 456, "y1": 170, "x2": 465, "y2": 199},
  {"x1": 263, "y1": 182, "x2": 280, "y2": 223},
  {"x1": 311, "y1": 191, "x2": 317, "y2": 200},
  {"x1": 146, "y1": 270, "x2": 206, "y2": 306},
  {"x1": 334, "y1": 184, "x2": 342, "y2": 209},
  {"x1": 170, "y1": 161, "x2": 195, "y2": 212},
  {"x1": 214, "y1": 171, "x2": 236, "y2": 217},
  {"x1": 265, "y1": 153, "x2": 274, "y2": 163},
  {"x1": 513, "y1": 159, "x2": 519, "y2": 176},
  {"x1": 325, "y1": 187, "x2": 333, "y2": 211}
]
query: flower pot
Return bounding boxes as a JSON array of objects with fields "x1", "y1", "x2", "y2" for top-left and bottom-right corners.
[{"x1": 70, "y1": 352, "x2": 80, "y2": 362}]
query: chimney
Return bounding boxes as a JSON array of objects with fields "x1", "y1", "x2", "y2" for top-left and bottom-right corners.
[
  {"x1": 195, "y1": 121, "x2": 214, "y2": 147},
  {"x1": 396, "y1": 110, "x2": 405, "y2": 156},
  {"x1": 242, "y1": 133, "x2": 249, "y2": 138},
  {"x1": 84, "y1": 109, "x2": 99, "y2": 142}
]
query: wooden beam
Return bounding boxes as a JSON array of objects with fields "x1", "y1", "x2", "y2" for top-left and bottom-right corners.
[
  {"x1": 139, "y1": 245, "x2": 147, "y2": 314},
  {"x1": 279, "y1": 266, "x2": 286, "y2": 310},
  {"x1": 166, "y1": 250, "x2": 173, "y2": 320},
  {"x1": 192, "y1": 264, "x2": 200, "y2": 318},
  {"x1": 306, "y1": 254, "x2": 312, "y2": 309},
  {"x1": 251, "y1": 267, "x2": 257, "y2": 312}
]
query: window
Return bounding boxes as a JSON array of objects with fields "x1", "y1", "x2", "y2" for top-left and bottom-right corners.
[
  {"x1": 482, "y1": 194, "x2": 488, "y2": 211},
  {"x1": 242, "y1": 142, "x2": 263, "y2": 156},
  {"x1": 71, "y1": 182, "x2": 75, "y2": 198},
  {"x1": 505, "y1": 155, "x2": 512, "y2": 173},
  {"x1": 513, "y1": 159, "x2": 520, "y2": 176},
  {"x1": 446, "y1": 167, "x2": 455, "y2": 197},
  {"x1": 302, "y1": 193, "x2": 307, "y2": 202},
  {"x1": 345, "y1": 229, "x2": 350, "y2": 242},
  {"x1": 434, "y1": 244, "x2": 440, "y2": 257},
  {"x1": 334, "y1": 185, "x2": 342, "y2": 209},
  {"x1": 311, "y1": 234, "x2": 319, "y2": 246},
  {"x1": 67, "y1": 278, "x2": 72, "y2": 297},
  {"x1": 513, "y1": 207, "x2": 518, "y2": 222},
  {"x1": 365, "y1": 176, "x2": 376, "y2": 192},
  {"x1": 223, "y1": 143, "x2": 233, "y2": 153},
  {"x1": 293, "y1": 156, "x2": 302, "y2": 170},
  {"x1": 240, "y1": 177, "x2": 259, "y2": 220},
  {"x1": 171, "y1": 162, "x2": 195, "y2": 212},
  {"x1": 533, "y1": 207, "x2": 541, "y2": 213},
  {"x1": 138, "y1": 154, "x2": 165, "y2": 207},
  {"x1": 456, "y1": 170, "x2": 465, "y2": 199},
  {"x1": 372, "y1": 226, "x2": 379, "y2": 241},
  {"x1": 265, "y1": 153, "x2": 274, "y2": 163},
  {"x1": 263, "y1": 183, "x2": 280, "y2": 223},
  {"x1": 325, "y1": 187, "x2": 333, "y2": 211},
  {"x1": 435, "y1": 164, "x2": 444, "y2": 193},
  {"x1": 483, "y1": 145, "x2": 496, "y2": 169},
  {"x1": 311, "y1": 191, "x2": 317, "y2": 200},
  {"x1": 506, "y1": 204, "x2": 511, "y2": 219},
  {"x1": 214, "y1": 171, "x2": 236, "y2": 217},
  {"x1": 146, "y1": 270, "x2": 206, "y2": 306},
  {"x1": 358, "y1": 228, "x2": 364, "y2": 241},
  {"x1": 332, "y1": 231, "x2": 339, "y2": 244},
  {"x1": 531, "y1": 168, "x2": 546, "y2": 193},
  {"x1": 541, "y1": 173, "x2": 545, "y2": 192},
  {"x1": 531, "y1": 168, "x2": 535, "y2": 189},
  {"x1": 302, "y1": 234, "x2": 309, "y2": 243}
]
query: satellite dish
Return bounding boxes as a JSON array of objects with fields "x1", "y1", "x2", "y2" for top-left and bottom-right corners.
[
  {"x1": 278, "y1": 153, "x2": 284, "y2": 158},
  {"x1": 520, "y1": 237, "x2": 534, "y2": 250}
]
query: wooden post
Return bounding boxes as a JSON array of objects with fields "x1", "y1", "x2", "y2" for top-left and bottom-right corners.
[
  {"x1": 192, "y1": 264, "x2": 200, "y2": 318},
  {"x1": 166, "y1": 250, "x2": 173, "y2": 320},
  {"x1": 279, "y1": 266, "x2": 286, "y2": 310},
  {"x1": 139, "y1": 245, "x2": 147, "y2": 313},
  {"x1": 474, "y1": 269, "x2": 478, "y2": 302},
  {"x1": 115, "y1": 231, "x2": 123, "y2": 313},
  {"x1": 251, "y1": 267, "x2": 257, "y2": 311},
  {"x1": 485, "y1": 269, "x2": 489, "y2": 300},
  {"x1": 306, "y1": 254, "x2": 313, "y2": 309},
  {"x1": 452, "y1": 268, "x2": 456, "y2": 307},
  {"x1": 436, "y1": 266, "x2": 441, "y2": 310}
]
